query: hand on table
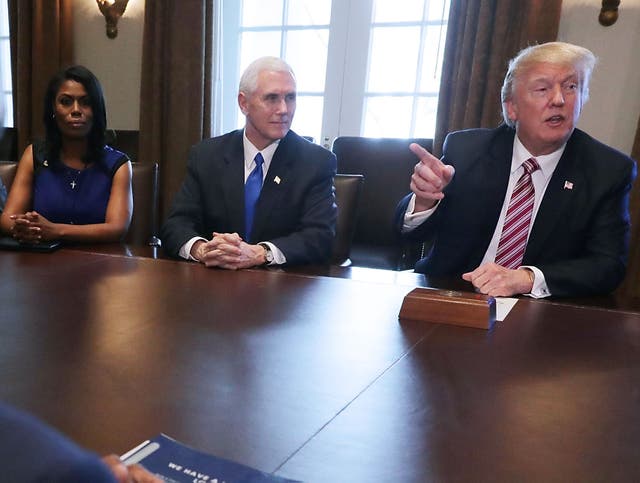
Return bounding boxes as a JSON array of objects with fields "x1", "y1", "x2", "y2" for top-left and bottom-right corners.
[
  {"x1": 192, "y1": 232, "x2": 265, "y2": 269},
  {"x1": 9, "y1": 211, "x2": 59, "y2": 243},
  {"x1": 462, "y1": 263, "x2": 534, "y2": 297}
]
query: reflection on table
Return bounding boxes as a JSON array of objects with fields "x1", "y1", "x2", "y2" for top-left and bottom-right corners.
[{"x1": 1, "y1": 247, "x2": 639, "y2": 481}]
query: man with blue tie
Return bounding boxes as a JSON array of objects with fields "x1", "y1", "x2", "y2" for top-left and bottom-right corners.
[
  {"x1": 162, "y1": 56, "x2": 337, "y2": 269},
  {"x1": 395, "y1": 42, "x2": 636, "y2": 298}
]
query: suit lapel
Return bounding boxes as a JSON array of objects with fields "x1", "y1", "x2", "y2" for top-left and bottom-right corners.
[
  {"x1": 221, "y1": 131, "x2": 246, "y2": 236},
  {"x1": 525, "y1": 132, "x2": 582, "y2": 262}
]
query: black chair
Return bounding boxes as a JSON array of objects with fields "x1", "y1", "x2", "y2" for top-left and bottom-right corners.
[
  {"x1": 0, "y1": 161, "x2": 17, "y2": 212},
  {"x1": 127, "y1": 162, "x2": 161, "y2": 246},
  {"x1": 0, "y1": 128, "x2": 18, "y2": 163},
  {"x1": 0, "y1": 160, "x2": 17, "y2": 190},
  {"x1": 332, "y1": 136, "x2": 433, "y2": 270},
  {"x1": 106, "y1": 129, "x2": 139, "y2": 161},
  {"x1": 332, "y1": 174, "x2": 364, "y2": 266}
]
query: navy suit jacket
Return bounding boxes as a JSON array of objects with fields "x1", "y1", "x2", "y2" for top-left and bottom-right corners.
[
  {"x1": 161, "y1": 129, "x2": 337, "y2": 264},
  {"x1": 396, "y1": 125, "x2": 637, "y2": 297},
  {"x1": 0, "y1": 402, "x2": 115, "y2": 482}
]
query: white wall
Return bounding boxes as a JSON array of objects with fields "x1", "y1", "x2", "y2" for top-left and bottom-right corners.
[
  {"x1": 70, "y1": 0, "x2": 640, "y2": 155},
  {"x1": 559, "y1": 0, "x2": 640, "y2": 155},
  {"x1": 72, "y1": 0, "x2": 144, "y2": 130}
]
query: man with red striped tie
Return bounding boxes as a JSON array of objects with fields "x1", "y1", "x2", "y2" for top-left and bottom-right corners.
[{"x1": 395, "y1": 42, "x2": 636, "y2": 298}]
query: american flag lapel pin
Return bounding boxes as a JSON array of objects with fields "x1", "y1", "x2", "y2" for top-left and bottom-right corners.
[
  {"x1": 563, "y1": 180, "x2": 574, "y2": 190},
  {"x1": 274, "y1": 176, "x2": 281, "y2": 185}
]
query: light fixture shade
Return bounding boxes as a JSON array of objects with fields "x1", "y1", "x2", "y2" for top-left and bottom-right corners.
[
  {"x1": 96, "y1": 0, "x2": 130, "y2": 39},
  {"x1": 599, "y1": 0, "x2": 621, "y2": 26}
]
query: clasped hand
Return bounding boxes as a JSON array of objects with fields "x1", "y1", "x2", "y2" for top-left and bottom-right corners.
[
  {"x1": 9, "y1": 211, "x2": 56, "y2": 243},
  {"x1": 193, "y1": 232, "x2": 265, "y2": 270}
]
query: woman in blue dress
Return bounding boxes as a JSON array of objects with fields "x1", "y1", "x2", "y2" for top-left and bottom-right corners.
[{"x1": 0, "y1": 65, "x2": 132, "y2": 243}]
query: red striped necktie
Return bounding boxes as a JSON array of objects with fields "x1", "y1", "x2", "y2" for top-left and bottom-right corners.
[{"x1": 494, "y1": 157, "x2": 540, "y2": 269}]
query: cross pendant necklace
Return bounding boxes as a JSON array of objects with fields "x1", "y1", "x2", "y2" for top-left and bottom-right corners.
[{"x1": 65, "y1": 163, "x2": 84, "y2": 190}]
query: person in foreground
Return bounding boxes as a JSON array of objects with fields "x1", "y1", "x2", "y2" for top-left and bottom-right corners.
[
  {"x1": 395, "y1": 42, "x2": 636, "y2": 298},
  {"x1": 0, "y1": 402, "x2": 160, "y2": 482},
  {"x1": 0, "y1": 65, "x2": 133, "y2": 244},
  {"x1": 161, "y1": 56, "x2": 337, "y2": 269}
]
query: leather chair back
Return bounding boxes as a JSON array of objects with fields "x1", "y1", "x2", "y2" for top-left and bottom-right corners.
[
  {"x1": 107, "y1": 130, "x2": 139, "y2": 162},
  {"x1": 332, "y1": 174, "x2": 364, "y2": 265},
  {"x1": 0, "y1": 128, "x2": 18, "y2": 162},
  {"x1": 127, "y1": 162, "x2": 160, "y2": 246},
  {"x1": 332, "y1": 136, "x2": 433, "y2": 269},
  {"x1": 0, "y1": 160, "x2": 17, "y2": 191}
]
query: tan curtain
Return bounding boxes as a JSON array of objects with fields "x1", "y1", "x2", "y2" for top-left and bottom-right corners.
[
  {"x1": 8, "y1": 0, "x2": 74, "y2": 154},
  {"x1": 138, "y1": 1, "x2": 213, "y2": 220},
  {"x1": 618, "y1": 117, "x2": 640, "y2": 298},
  {"x1": 433, "y1": 0, "x2": 562, "y2": 156}
]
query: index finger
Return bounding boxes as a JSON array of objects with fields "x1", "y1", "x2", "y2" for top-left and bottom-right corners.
[{"x1": 409, "y1": 143, "x2": 441, "y2": 168}]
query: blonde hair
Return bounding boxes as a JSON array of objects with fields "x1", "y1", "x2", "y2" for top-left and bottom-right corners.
[{"x1": 501, "y1": 42, "x2": 596, "y2": 127}]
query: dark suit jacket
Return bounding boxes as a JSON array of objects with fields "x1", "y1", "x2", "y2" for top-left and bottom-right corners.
[
  {"x1": 0, "y1": 402, "x2": 116, "y2": 482},
  {"x1": 162, "y1": 129, "x2": 337, "y2": 264},
  {"x1": 395, "y1": 125, "x2": 637, "y2": 297}
]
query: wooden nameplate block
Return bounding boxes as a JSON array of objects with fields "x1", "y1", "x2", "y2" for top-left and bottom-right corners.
[{"x1": 399, "y1": 288, "x2": 496, "y2": 330}]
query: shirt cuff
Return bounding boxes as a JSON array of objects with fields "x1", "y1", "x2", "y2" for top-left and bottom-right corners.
[
  {"x1": 521, "y1": 265, "x2": 551, "y2": 298},
  {"x1": 258, "y1": 241, "x2": 286, "y2": 265},
  {"x1": 402, "y1": 194, "x2": 439, "y2": 232},
  {"x1": 179, "y1": 236, "x2": 208, "y2": 261}
]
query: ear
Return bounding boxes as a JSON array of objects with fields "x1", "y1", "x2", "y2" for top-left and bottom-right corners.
[
  {"x1": 238, "y1": 92, "x2": 248, "y2": 115},
  {"x1": 504, "y1": 99, "x2": 518, "y2": 123}
]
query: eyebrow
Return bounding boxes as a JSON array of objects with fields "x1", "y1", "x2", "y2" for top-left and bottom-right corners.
[
  {"x1": 263, "y1": 91, "x2": 295, "y2": 95},
  {"x1": 57, "y1": 94, "x2": 90, "y2": 99},
  {"x1": 529, "y1": 72, "x2": 578, "y2": 84}
]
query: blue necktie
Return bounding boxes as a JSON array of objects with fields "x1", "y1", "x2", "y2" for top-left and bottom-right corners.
[{"x1": 244, "y1": 152, "x2": 264, "y2": 241}]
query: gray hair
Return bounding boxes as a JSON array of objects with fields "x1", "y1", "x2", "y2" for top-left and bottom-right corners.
[
  {"x1": 239, "y1": 56, "x2": 296, "y2": 95},
  {"x1": 501, "y1": 42, "x2": 596, "y2": 127}
]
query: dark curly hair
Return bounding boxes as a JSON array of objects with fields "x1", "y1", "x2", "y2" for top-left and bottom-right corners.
[{"x1": 42, "y1": 65, "x2": 108, "y2": 168}]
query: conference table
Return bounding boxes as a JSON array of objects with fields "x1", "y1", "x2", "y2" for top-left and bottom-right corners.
[{"x1": 1, "y1": 246, "x2": 639, "y2": 482}]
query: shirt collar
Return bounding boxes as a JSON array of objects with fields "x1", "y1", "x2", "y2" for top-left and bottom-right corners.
[
  {"x1": 511, "y1": 135, "x2": 565, "y2": 179},
  {"x1": 243, "y1": 130, "x2": 280, "y2": 171}
]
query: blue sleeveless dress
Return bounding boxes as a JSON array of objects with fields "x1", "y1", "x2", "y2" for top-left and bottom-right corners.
[
  {"x1": 32, "y1": 142, "x2": 129, "y2": 225},
  {"x1": 0, "y1": 178, "x2": 6, "y2": 213}
]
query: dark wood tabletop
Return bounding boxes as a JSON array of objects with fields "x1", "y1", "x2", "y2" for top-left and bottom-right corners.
[{"x1": 1, "y1": 248, "x2": 639, "y2": 482}]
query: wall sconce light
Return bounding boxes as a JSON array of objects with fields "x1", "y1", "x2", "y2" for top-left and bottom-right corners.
[
  {"x1": 96, "y1": 0, "x2": 130, "y2": 39},
  {"x1": 599, "y1": 0, "x2": 621, "y2": 26}
]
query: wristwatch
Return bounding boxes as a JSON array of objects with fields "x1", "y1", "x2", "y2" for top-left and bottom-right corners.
[{"x1": 259, "y1": 243, "x2": 274, "y2": 265}]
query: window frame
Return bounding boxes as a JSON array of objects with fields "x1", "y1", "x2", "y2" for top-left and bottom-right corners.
[{"x1": 219, "y1": 0, "x2": 448, "y2": 145}]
